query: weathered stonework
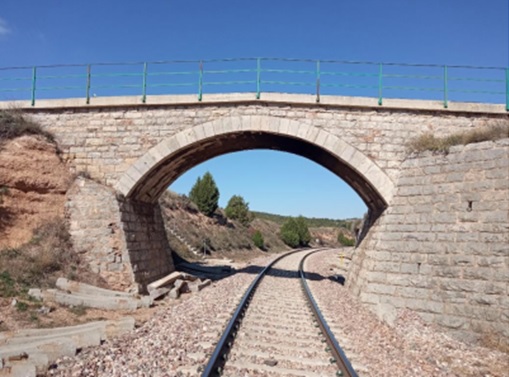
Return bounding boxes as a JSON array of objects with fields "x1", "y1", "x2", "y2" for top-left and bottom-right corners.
[
  {"x1": 347, "y1": 139, "x2": 509, "y2": 345},
  {"x1": 65, "y1": 178, "x2": 136, "y2": 291},
  {"x1": 66, "y1": 177, "x2": 174, "y2": 292},
  {"x1": 119, "y1": 198, "x2": 174, "y2": 291},
  {"x1": 6, "y1": 94, "x2": 507, "y2": 344}
]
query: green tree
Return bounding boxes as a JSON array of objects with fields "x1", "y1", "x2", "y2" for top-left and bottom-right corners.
[
  {"x1": 280, "y1": 216, "x2": 311, "y2": 248},
  {"x1": 188, "y1": 172, "x2": 219, "y2": 217},
  {"x1": 252, "y1": 230, "x2": 265, "y2": 249},
  {"x1": 225, "y1": 195, "x2": 252, "y2": 226},
  {"x1": 295, "y1": 216, "x2": 311, "y2": 246}
]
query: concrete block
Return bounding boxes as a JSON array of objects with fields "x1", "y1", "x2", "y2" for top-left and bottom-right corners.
[{"x1": 168, "y1": 287, "x2": 180, "y2": 299}]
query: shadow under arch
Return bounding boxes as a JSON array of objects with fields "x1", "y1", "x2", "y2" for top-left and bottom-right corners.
[{"x1": 116, "y1": 115, "x2": 394, "y2": 223}]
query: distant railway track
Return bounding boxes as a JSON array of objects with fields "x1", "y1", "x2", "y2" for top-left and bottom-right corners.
[{"x1": 201, "y1": 248, "x2": 358, "y2": 377}]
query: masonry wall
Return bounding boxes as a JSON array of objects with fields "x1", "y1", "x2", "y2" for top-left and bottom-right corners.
[
  {"x1": 66, "y1": 178, "x2": 136, "y2": 291},
  {"x1": 30, "y1": 104, "x2": 505, "y2": 188},
  {"x1": 66, "y1": 177, "x2": 174, "y2": 292},
  {"x1": 348, "y1": 139, "x2": 509, "y2": 345},
  {"x1": 119, "y1": 199, "x2": 175, "y2": 291}
]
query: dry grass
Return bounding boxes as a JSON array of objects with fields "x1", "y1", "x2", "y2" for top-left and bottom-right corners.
[
  {"x1": 407, "y1": 123, "x2": 509, "y2": 154},
  {"x1": 0, "y1": 109, "x2": 55, "y2": 146},
  {"x1": 0, "y1": 218, "x2": 106, "y2": 295}
]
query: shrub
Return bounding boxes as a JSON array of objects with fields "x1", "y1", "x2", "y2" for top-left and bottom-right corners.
[
  {"x1": 252, "y1": 230, "x2": 265, "y2": 249},
  {"x1": 295, "y1": 216, "x2": 311, "y2": 246},
  {"x1": 225, "y1": 195, "x2": 252, "y2": 226},
  {"x1": 189, "y1": 172, "x2": 220, "y2": 217},
  {"x1": 0, "y1": 109, "x2": 54, "y2": 145},
  {"x1": 338, "y1": 232, "x2": 355, "y2": 247},
  {"x1": 280, "y1": 217, "x2": 311, "y2": 248}
]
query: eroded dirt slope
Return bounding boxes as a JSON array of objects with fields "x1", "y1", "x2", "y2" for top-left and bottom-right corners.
[{"x1": 0, "y1": 135, "x2": 72, "y2": 249}]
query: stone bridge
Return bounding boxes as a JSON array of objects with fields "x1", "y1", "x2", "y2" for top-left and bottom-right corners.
[{"x1": 2, "y1": 93, "x2": 508, "y2": 344}]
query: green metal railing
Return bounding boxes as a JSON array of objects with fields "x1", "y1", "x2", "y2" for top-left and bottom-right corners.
[{"x1": 0, "y1": 58, "x2": 507, "y2": 110}]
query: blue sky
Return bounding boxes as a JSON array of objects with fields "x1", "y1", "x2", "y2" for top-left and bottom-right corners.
[{"x1": 0, "y1": 0, "x2": 507, "y2": 218}]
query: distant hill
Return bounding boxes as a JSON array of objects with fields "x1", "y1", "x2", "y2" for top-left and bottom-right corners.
[{"x1": 252, "y1": 211, "x2": 360, "y2": 230}]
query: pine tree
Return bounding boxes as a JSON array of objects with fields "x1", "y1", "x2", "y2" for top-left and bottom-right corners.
[{"x1": 189, "y1": 172, "x2": 219, "y2": 217}]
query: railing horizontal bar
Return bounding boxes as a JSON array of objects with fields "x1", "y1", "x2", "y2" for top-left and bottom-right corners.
[
  {"x1": 261, "y1": 80, "x2": 314, "y2": 86},
  {"x1": 91, "y1": 72, "x2": 143, "y2": 78},
  {"x1": 448, "y1": 77, "x2": 505, "y2": 83},
  {"x1": 263, "y1": 69, "x2": 315, "y2": 74},
  {"x1": 37, "y1": 85, "x2": 84, "y2": 91},
  {"x1": 0, "y1": 76, "x2": 32, "y2": 81},
  {"x1": 383, "y1": 85, "x2": 443, "y2": 92},
  {"x1": 37, "y1": 74, "x2": 88, "y2": 80},
  {"x1": 203, "y1": 69, "x2": 255, "y2": 74},
  {"x1": 91, "y1": 84, "x2": 141, "y2": 89},
  {"x1": 203, "y1": 80, "x2": 256, "y2": 86},
  {"x1": 449, "y1": 89, "x2": 504, "y2": 94},
  {"x1": 322, "y1": 83, "x2": 378, "y2": 89},
  {"x1": 383, "y1": 73, "x2": 442, "y2": 80},
  {"x1": 147, "y1": 83, "x2": 195, "y2": 88},
  {"x1": 321, "y1": 71, "x2": 378, "y2": 78},
  {"x1": 148, "y1": 71, "x2": 198, "y2": 76},
  {"x1": 0, "y1": 87, "x2": 30, "y2": 92},
  {"x1": 1, "y1": 58, "x2": 506, "y2": 72}
]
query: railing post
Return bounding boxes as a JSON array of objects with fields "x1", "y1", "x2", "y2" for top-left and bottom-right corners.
[
  {"x1": 86, "y1": 64, "x2": 91, "y2": 104},
  {"x1": 316, "y1": 60, "x2": 320, "y2": 103},
  {"x1": 443, "y1": 65, "x2": 448, "y2": 109},
  {"x1": 142, "y1": 62, "x2": 148, "y2": 104},
  {"x1": 31, "y1": 66, "x2": 37, "y2": 106},
  {"x1": 256, "y1": 58, "x2": 261, "y2": 99},
  {"x1": 378, "y1": 63, "x2": 383, "y2": 106},
  {"x1": 198, "y1": 60, "x2": 203, "y2": 101},
  {"x1": 506, "y1": 68, "x2": 509, "y2": 111}
]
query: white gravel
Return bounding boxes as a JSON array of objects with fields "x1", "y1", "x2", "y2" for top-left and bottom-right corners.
[
  {"x1": 48, "y1": 249, "x2": 509, "y2": 377},
  {"x1": 305, "y1": 248, "x2": 509, "y2": 377}
]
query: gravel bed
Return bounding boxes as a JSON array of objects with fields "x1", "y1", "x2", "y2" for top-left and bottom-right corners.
[
  {"x1": 225, "y1": 250, "x2": 338, "y2": 376},
  {"x1": 305, "y1": 249, "x2": 509, "y2": 377},
  {"x1": 46, "y1": 248, "x2": 508, "y2": 377},
  {"x1": 48, "y1": 253, "x2": 282, "y2": 377}
]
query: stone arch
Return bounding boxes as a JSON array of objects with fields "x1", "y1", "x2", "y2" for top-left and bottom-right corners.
[{"x1": 116, "y1": 115, "x2": 395, "y2": 218}]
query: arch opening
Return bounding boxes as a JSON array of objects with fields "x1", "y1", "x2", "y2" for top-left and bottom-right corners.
[{"x1": 120, "y1": 129, "x2": 392, "y2": 223}]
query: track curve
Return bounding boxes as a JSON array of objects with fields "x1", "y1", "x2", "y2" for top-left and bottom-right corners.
[{"x1": 201, "y1": 248, "x2": 357, "y2": 377}]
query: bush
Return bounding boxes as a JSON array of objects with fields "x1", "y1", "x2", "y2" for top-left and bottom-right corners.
[
  {"x1": 189, "y1": 172, "x2": 220, "y2": 217},
  {"x1": 225, "y1": 195, "x2": 252, "y2": 226},
  {"x1": 338, "y1": 232, "x2": 355, "y2": 246},
  {"x1": 295, "y1": 216, "x2": 311, "y2": 246},
  {"x1": 280, "y1": 217, "x2": 311, "y2": 248},
  {"x1": 252, "y1": 230, "x2": 265, "y2": 249},
  {"x1": 0, "y1": 109, "x2": 54, "y2": 145}
]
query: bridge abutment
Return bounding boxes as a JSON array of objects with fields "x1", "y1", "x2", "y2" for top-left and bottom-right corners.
[
  {"x1": 66, "y1": 177, "x2": 174, "y2": 292},
  {"x1": 347, "y1": 139, "x2": 509, "y2": 346}
]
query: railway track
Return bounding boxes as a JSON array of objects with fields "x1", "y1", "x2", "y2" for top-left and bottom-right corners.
[{"x1": 201, "y1": 248, "x2": 357, "y2": 377}]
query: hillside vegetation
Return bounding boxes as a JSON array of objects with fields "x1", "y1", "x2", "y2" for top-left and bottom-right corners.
[
  {"x1": 252, "y1": 210, "x2": 360, "y2": 230},
  {"x1": 160, "y1": 191, "x2": 359, "y2": 261}
]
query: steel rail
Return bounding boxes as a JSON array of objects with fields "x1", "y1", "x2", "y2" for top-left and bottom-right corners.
[
  {"x1": 200, "y1": 248, "x2": 307, "y2": 377},
  {"x1": 200, "y1": 247, "x2": 357, "y2": 377},
  {"x1": 299, "y1": 249, "x2": 358, "y2": 377}
]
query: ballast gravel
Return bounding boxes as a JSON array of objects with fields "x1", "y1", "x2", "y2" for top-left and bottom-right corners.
[{"x1": 48, "y1": 249, "x2": 508, "y2": 377}]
